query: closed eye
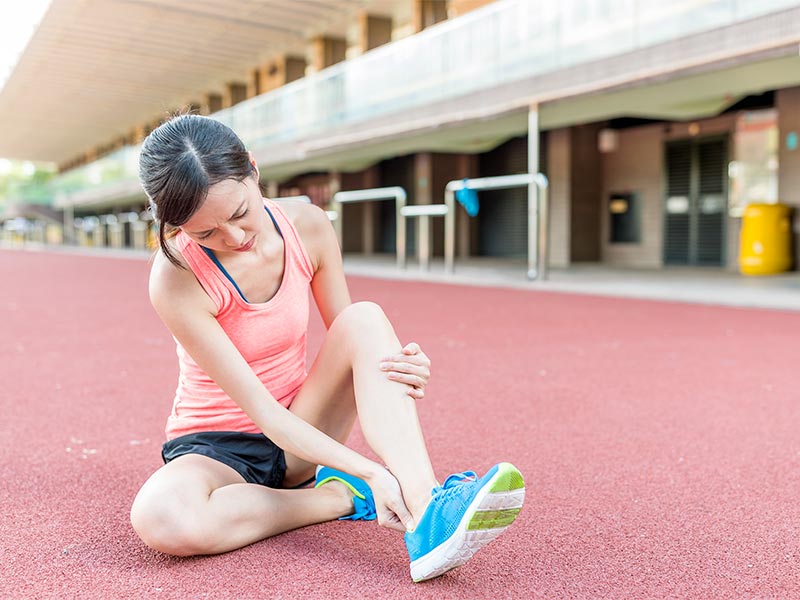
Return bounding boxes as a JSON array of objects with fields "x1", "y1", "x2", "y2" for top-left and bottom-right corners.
[{"x1": 196, "y1": 208, "x2": 248, "y2": 240}]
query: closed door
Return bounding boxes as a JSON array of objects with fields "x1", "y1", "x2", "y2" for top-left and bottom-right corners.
[{"x1": 664, "y1": 137, "x2": 728, "y2": 266}]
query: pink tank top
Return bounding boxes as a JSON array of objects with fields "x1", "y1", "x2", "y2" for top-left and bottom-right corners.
[{"x1": 165, "y1": 200, "x2": 314, "y2": 440}]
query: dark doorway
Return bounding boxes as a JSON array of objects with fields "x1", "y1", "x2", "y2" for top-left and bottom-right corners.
[{"x1": 664, "y1": 137, "x2": 728, "y2": 266}]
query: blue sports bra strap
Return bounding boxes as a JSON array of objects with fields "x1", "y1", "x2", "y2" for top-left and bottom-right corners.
[
  {"x1": 200, "y1": 245, "x2": 250, "y2": 303},
  {"x1": 264, "y1": 204, "x2": 283, "y2": 239}
]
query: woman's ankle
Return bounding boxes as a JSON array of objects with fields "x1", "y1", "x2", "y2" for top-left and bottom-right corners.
[
  {"x1": 406, "y1": 484, "x2": 438, "y2": 526},
  {"x1": 317, "y1": 480, "x2": 355, "y2": 517}
]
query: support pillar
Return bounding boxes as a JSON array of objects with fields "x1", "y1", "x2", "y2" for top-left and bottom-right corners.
[
  {"x1": 63, "y1": 204, "x2": 75, "y2": 245},
  {"x1": 412, "y1": 0, "x2": 448, "y2": 32},
  {"x1": 311, "y1": 37, "x2": 346, "y2": 71},
  {"x1": 414, "y1": 153, "x2": 433, "y2": 265},
  {"x1": 223, "y1": 82, "x2": 248, "y2": 109},
  {"x1": 204, "y1": 92, "x2": 223, "y2": 115},
  {"x1": 358, "y1": 12, "x2": 393, "y2": 52},
  {"x1": 361, "y1": 166, "x2": 380, "y2": 255},
  {"x1": 528, "y1": 104, "x2": 542, "y2": 280}
]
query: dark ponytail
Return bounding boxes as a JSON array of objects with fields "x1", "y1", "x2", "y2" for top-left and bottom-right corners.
[{"x1": 139, "y1": 114, "x2": 256, "y2": 267}]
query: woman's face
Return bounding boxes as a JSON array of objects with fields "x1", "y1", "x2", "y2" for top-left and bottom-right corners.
[{"x1": 180, "y1": 175, "x2": 265, "y2": 254}]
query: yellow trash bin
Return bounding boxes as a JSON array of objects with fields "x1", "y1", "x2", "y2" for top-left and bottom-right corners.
[{"x1": 739, "y1": 203, "x2": 793, "y2": 275}]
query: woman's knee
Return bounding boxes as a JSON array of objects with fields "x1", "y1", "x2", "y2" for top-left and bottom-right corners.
[
  {"x1": 332, "y1": 301, "x2": 389, "y2": 334},
  {"x1": 130, "y1": 489, "x2": 212, "y2": 556}
]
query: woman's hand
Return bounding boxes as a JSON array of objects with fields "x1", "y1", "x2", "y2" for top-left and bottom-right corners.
[
  {"x1": 366, "y1": 467, "x2": 415, "y2": 532},
  {"x1": 380, "y1": 342, "x2": 431, "y2": 400}
]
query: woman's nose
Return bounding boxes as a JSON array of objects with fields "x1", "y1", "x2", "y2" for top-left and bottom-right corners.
[{"x1": 221, "y1": 225, "x2": 245, "y2": 247}]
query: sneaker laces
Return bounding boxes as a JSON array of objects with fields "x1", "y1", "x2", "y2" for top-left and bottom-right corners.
[
  {"x1": 348, "y1": 495, "x2": 376, "y2": 520},
  {"x1": 431, "y1": 471, "x2": 478, "y2": 500}
]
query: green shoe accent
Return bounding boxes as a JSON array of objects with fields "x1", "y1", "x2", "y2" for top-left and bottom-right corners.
[
  {"x1": 488, "y1": 462, "x2": 525, "y2": 493},
  {"x1": 315, "y1": 475, "x2": 366, "y2": 500},
  {"x1": 467, "y1": 507, "x2": 522, "y2": 530}
]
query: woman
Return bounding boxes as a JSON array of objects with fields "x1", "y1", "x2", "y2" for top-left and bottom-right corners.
[{"x1": 130, "y1": 114, "x2": 525, "y2": 583}]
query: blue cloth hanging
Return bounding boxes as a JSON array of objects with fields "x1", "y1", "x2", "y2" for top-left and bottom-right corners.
[{"x1": 455, "y1": 179, "x2": 479, "y2": 217}]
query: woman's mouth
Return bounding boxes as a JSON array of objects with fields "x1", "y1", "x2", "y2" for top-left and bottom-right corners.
[{"x1": 234, "y1": 237, "x2": 255, "y2": 252}]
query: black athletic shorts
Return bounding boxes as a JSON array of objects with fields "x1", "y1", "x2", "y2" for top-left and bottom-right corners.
[{"x1": 162, "y1": 431, "x2": 287, "y2": 488}]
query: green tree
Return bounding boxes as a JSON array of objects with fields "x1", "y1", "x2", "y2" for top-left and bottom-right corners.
[{"x1": 0, "y1": 161, "x2": 56, "y2": 209}]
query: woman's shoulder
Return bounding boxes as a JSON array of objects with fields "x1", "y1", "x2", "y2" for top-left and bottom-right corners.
[
  {"x1": 149, "y1": 240, "x2": 216, "y2": 315},
  {"x1": 274, "y1": 199, "x2": 330, "y2": 233},
  {"x1": 272, "y1": 200, "x2": 333, "y2": 266}
]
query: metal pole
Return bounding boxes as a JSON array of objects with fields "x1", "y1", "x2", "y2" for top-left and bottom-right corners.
[
  {"x1": 527, "y1": 104, "x2": 540, "y2": 280},
  {"x1": 444, "y1": 187, "x2": 456, "y2": 273},
  {"x1": 63, "y1": 204, "x2": 75, "y2": 245},
  {"x1": 396, "y1": 200, "x2": 406, "y2": 269},
  {"x1": 419, "y1": 215, "x2": 430, "y2": 270},
  {"x1": 534, "y1": 174, "x2": 550, "y2": 281},
  {"x1": 332, "y1": 187, "x2": 407, "y2": 268}
]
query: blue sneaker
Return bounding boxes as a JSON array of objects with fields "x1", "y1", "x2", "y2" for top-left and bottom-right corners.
[
  {"x1": 315, "y1": 466, "x2": 377, "y2": 521},
  {"x1": 404, "y1": 462, "x2": 525, "y2": 582}
]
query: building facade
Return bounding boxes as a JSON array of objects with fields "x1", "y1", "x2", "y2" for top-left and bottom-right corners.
[{"x1": 2, "y1": 0, "x2": 799, "y2": 274}]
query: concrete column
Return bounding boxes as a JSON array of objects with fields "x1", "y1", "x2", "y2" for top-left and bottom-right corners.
[
  {"x1": 412, "y1": 0, "x2": 448, "y2": 32},
  {"x1": 547, "y1": 128, "x2": 571, "y2": 268},
  {"x1": 414, "y1": 153, "x2": 433, "y2": 264},
  {"x1": 361, "y1": 166, "x2": 380, "y2": 255},
  {"x1": 204, "y1": 92, "x2": 223, "y2": 115},
  {"x1": 311, "y1": 37, "x2": 346, "y2": 71},
  {"x1": 455, "y1": 154, "x2": 476, "y2": 258},
  {"x1": 569, "y1": 124, "x2": 603, "y2": 262},
  {"x1": 223, "y1": 82, "x2": 248, "y2": 108},
  {"x1": 358, "y1": 12, "x2": 393, "y2": 52},
  {"x1": 257, "y1": 56, "x2": 308, "y2": 95},
  {"x1": 777, "y1": 87, "x2": 800, "y2": 268},
  {"x1": 247, "y1": 68, "x2": 262, "y2": 98},
  {"x1": 63, "y1": 204, "x2": 75, "y2": 245},
  {"x1": 448, "y1": 0, "x2": 497, "y2": 17}
]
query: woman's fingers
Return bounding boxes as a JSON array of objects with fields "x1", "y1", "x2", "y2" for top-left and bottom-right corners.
[
  {"x1": 381, "y1": 342, "x2": 431, "y2": 400},
  {"x1": 402, "y1": 342, "x2": 421, "y2": 355},
  {"x1": 386, "y1": 371, "x2": 426, "y2": 388},
  {"x1": 407, "y1": 387, "x2": 425, "y2": 400},
  {"x1": 377, "y1": 509, "x2": 409, "y2": 532}
]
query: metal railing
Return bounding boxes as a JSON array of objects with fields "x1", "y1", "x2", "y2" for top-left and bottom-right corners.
[
  {"x1": 331, "y1": 187, "x2": 407, "y2": 268},
  {"x1": 273, "y1": 195, "x2": 338, "y2": 221},
  {"x1": 400, "y1": 204, "x2": 449, "y2": 270},
  {"x1": 444, "y1": 174, "x2": 549, "y2": 280}
]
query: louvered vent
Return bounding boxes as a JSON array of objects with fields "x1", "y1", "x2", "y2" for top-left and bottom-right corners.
[{"x1": 664, "y1": 138, "x2": 727, "y2": 266}]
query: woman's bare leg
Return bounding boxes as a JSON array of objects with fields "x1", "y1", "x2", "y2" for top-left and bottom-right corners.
[
  {"x1": 130, "y1": 454, "x2": 354, "y2": 556},
  {"x1": 131, "y1": 301, "x2": 439, "y2": 556},
  {"x1": 287, "y1": 301, "x2": 439, "y2": 523}
]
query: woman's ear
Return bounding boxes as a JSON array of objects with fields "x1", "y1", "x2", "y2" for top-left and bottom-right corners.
[{"x1": 248, "y1": 151, "x2": 260, "y2": 181}]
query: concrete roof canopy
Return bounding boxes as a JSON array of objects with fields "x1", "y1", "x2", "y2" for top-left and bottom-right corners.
[{"x1": 0, "y1": 0, "x2": 400, "y2": 164}]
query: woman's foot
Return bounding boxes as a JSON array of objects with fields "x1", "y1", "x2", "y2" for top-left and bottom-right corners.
[
  {"x1": 404, "y1": 463, "x2": 525, "y2": 582},
  {"x1": 315, "y1": 466, "x2": 377, "y2": 521}
]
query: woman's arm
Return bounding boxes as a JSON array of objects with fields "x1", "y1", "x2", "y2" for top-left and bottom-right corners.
[
  {"x1": 148, "y1": 249, "x2": 383, "y2": 483},
  {"x1": 290, "y1": 202, "x2": 352, "y2": 328}
]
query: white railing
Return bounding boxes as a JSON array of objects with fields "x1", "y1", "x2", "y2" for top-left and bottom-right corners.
[
  {"x1": 331, "y1": 187, "x2": 407, "y2": 268},
  {"x1": 219, "y1": 0, "x2": 799, "y2": 152},
  {"x1": 52, "y1": 0, "x2": 799, "y2": 201}
]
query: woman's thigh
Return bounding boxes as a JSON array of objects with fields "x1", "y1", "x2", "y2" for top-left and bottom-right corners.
[
  {"x1": 283, "y1": 318, "x2": 359, "y2": 485},
  {"x1": 131, "y1": 454, "x2": 246, "y2": 551}
]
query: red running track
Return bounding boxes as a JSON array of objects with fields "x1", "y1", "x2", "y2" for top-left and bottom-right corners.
[{"x1": 2, "y1": 249, "x2": 799, "y2": 599}]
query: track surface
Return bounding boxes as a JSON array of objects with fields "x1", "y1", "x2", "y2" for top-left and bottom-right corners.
[{"x1": 2, "y1": 249, "x2": 799, "y2": 599}]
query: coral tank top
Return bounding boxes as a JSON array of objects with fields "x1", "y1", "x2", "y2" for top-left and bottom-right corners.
[{"x1": 165, "y1": 199, "x2": 314, "y2": 440}]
